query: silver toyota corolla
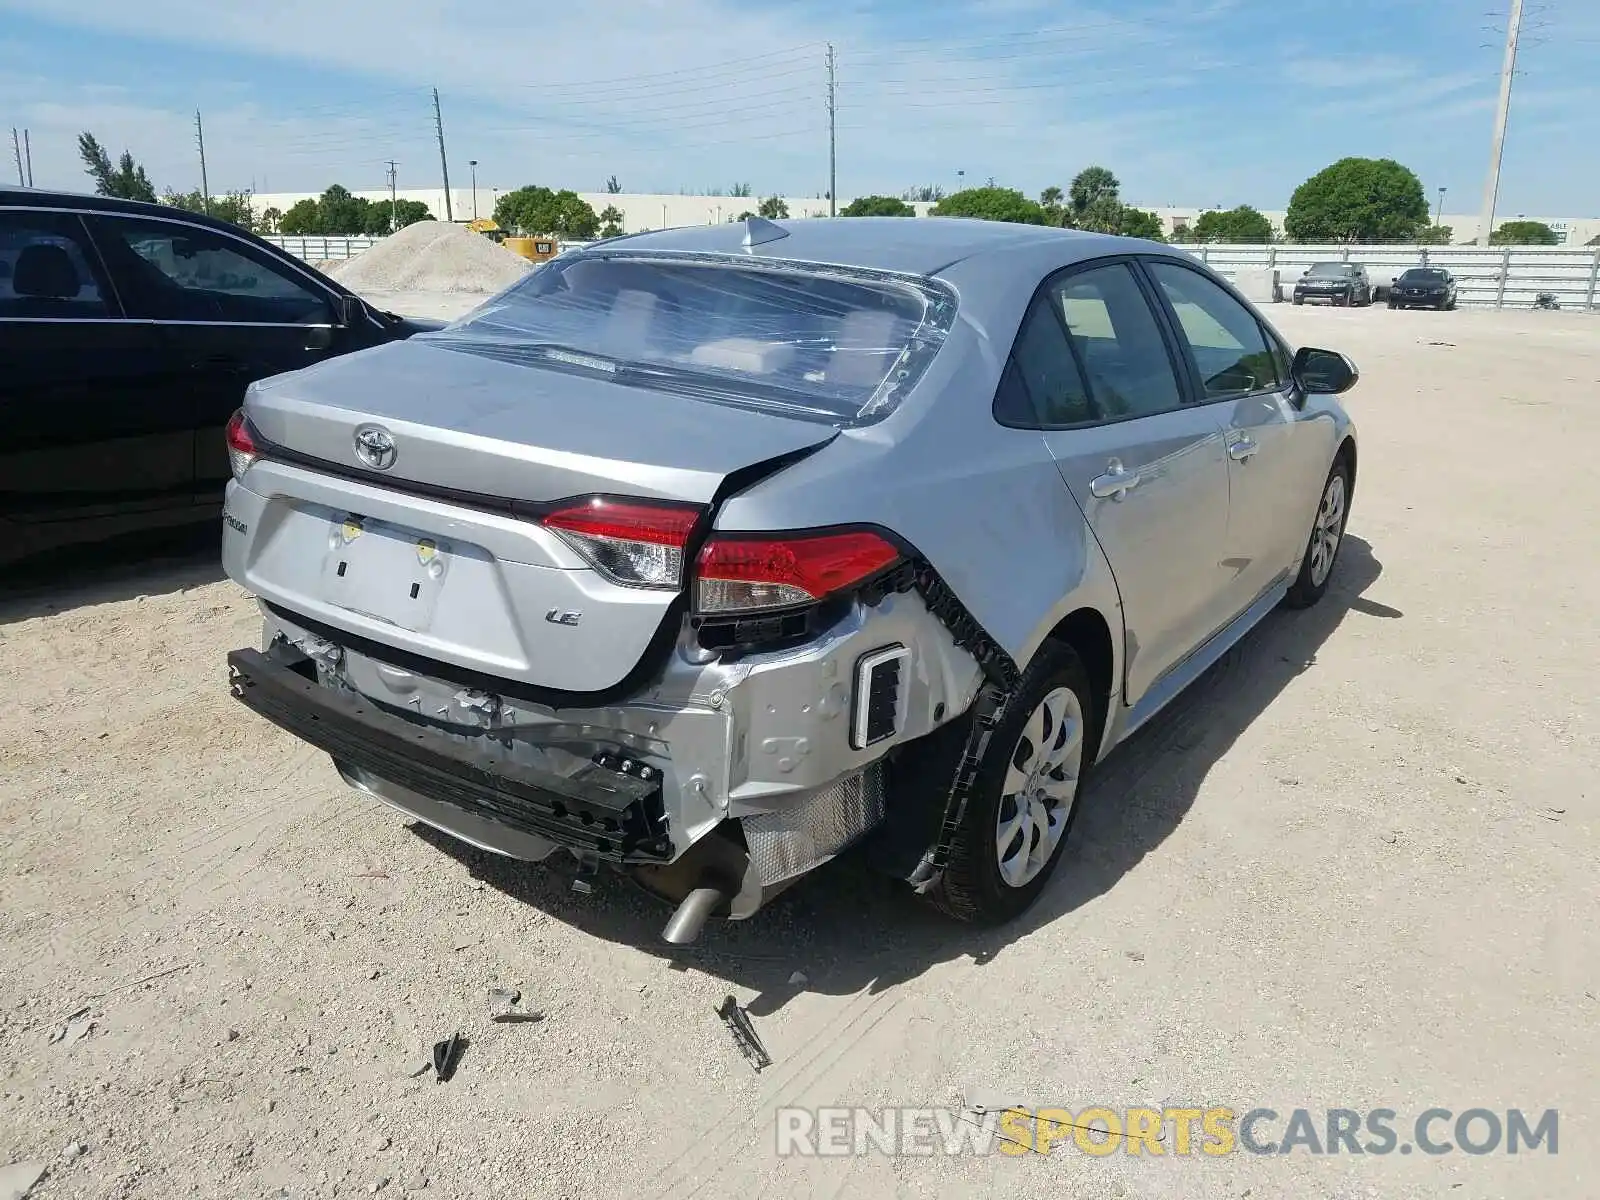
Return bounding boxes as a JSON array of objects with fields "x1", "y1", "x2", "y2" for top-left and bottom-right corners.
[{"x1": 222, "y1": 216, "x2": 1359, "y2": 943}]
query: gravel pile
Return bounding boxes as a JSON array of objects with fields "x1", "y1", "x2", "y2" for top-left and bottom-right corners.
[{"x1": 333, "y1": 221, "x2": 534, "y2": 295}]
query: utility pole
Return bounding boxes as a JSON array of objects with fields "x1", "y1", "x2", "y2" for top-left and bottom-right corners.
[
  {"x1": 1476, "y1": 0, "x2": 1523, "y2": 246},
  {"x1": 469, "y1": 160, "x2": 478, "y2": 221},
  {"x1": 23, "y1": 129, "x2": 32, "y2": 187},
  {"x1": 826, "y1": 44, "x2": 837, "y2": 218},
  {"x1": 385, "y1": 160, "x2": 399, "y2": 233},
  {"x1": 10, "y1": 128, "x2": 21, "y2": 185},
  {"x1": 433, "y1": 88, "x2": 454, "y2": 222},
  {"x1": 1436, "y1": 186, "x2": 1447, "y2": 229},
  {"x1": 195, "y1": 110, "x2": 212, "y2": 215}
]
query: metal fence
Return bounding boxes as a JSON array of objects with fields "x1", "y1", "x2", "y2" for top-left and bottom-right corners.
[
  {"x1": 1177, "y1": 243, "x2": 1600, "y2": 311},
  {"x1": 262, "y1": 232, "x2": 1600, "y2": 311},
  {"x1": 262, "y1": 235, "x2": 381, "y2": 261}
]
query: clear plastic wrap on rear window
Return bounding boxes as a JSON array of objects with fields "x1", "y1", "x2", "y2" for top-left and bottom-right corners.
[{"x1": 419, "y1": 250, "x2": 959, "y2": 426}]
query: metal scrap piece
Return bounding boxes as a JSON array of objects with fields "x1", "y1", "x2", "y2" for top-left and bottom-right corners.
[
  {"x1": 431, "y1": 1033, "x2": 465, "y2": 1083},
  {"x1": 714, "y1": 996, "x2": 772, "y2": 1072}
]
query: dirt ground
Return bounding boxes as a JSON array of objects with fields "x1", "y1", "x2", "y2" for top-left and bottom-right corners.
[{"x1": 2, "y1": 302, "x2": 1596, "y2": 1200}]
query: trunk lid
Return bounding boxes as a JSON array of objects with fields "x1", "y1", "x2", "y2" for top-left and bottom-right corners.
[
  {"x1": 228, "y1": 337, "x2": 836, "y2": 697},
  {"x1": 244, "y1": 337, "x2": 838, "y2": 506}
]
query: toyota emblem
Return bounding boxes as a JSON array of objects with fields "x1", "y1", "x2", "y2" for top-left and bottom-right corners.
[{"x1": 353, "y1": 425, "x2": 397, "y2": 471}]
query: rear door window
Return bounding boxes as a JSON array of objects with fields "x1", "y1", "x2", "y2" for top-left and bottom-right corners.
[
  {"x1": 0, "y1": 211, "x2": 115, "y2": 319},
  {"x1": 1042, "y1": 263, "x2": 1185, "y2": 421},
  {"x1": 88, "y1": 215, "x2": 334, "y2": 325}
]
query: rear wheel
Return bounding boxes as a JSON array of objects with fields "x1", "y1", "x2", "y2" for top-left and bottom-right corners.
[
  {"x1": 1284, "y1": 458, "x2": 1351, "y2": 609},
  {"x1": 922, "y1": 642, "x2": 1094, "y2": 924}
]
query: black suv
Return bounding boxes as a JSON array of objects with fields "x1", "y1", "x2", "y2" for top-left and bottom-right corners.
[
  {"x1": 1388, "y1": 267, "x2": 1458, "y2": 310},
  {"x1": 1291, "y1": 262, "x2": 1373, "y2": 307},
  {"x1": 0, "y1": 187, "x2": 442, "y2": 566}
]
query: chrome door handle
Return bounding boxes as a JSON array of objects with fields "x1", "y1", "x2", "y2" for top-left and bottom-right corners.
[
  {"x1": 1228, "y1": 435, "x2": 1259, "y2": 462},
  {"x1": 1089, "y1": 460, "x2": 1142, "y2": 500}
]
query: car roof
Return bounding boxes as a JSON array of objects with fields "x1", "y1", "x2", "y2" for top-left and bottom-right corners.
[
  {"x1": 0, "y1": 184, "x2": 254, "y2": 239},
  {"x1": 594, "y1": 216, "x2": 1130, "y2": 277}
]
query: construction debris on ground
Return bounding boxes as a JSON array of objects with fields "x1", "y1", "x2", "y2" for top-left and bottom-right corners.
[{"x1": 323, "y1": 220, "x2": 535, "y2": 296}]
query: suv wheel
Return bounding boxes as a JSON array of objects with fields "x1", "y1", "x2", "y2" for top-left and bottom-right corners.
[
  {"x1": 1284, "y1": 457, "x2": 1351, "y2": 609},
  {"x1": 923, "y1": 642, "x2": 1095, "y2": 924}
]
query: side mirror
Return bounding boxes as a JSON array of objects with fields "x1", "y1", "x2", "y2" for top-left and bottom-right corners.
[
  {"x1": 1291, "y1": 346, "x2": 1359, "y2": 396},
  {"x1": 332, "y1": 293, "x2": 360, "y2": 327}
]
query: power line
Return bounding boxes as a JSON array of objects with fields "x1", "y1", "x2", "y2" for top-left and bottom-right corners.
[{"x1": 1477, "y1": 0, "x2": 1524, "y2": 245}]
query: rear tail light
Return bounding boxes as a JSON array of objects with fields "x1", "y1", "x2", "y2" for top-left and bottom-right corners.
[
  {"x1": 695, "y1": 529, "x2": 902, "y2": 614},
  {"x1": 225, "y1": 409, "x2": 259, "y2": 481},
  {"x1": 542, "y1": 498, "x2": 701, "y2": 589}
]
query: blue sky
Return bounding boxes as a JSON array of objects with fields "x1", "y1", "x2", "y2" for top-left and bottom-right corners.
[{"x1": 1, "y1": 0, "x2": 1596, "y2": 215}]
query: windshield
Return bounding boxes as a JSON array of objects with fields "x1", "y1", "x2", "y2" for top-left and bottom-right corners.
[
  {"x1": 1306, "y1": 263, "x2": 1355, "y2": 277},
  {"x1": 421, "y1": 251, "x2": 958, "y2": 425},
  {"x1": 1399, "y1": 269, "x2": 1447, "y2": 282}
]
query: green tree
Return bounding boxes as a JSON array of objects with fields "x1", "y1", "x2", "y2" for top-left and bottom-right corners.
[
  {"x1": 598, "y1": 204, "x2": 625, "y2": 238},
  {"x1": 1117, "y1": 207, "x2": 1165, "y2": 241},
  {"x1": 605, "y1": 175, "x2": 622, "y2": 194},
  {"x1": 902, "y1": 184, "x2": 944, "y2": 203},
  {"x1": 360, "y1": 198, "x2": 433, "y2": 236},
  {"x1": 259, "y1": 207, "x2": 283, "y2": 235},
  {"x1": 494, "y1": 185, "x2": 600, "y2": 238},
  {"x1": 931, "y1": 186, "x2": 1047, "y2": 225},
  {"x1": 839, "y1": 195, "x2": 914, "y2": 217},
  {"x1": 1417, "y1": 224, "x2": 1454, "y2": 245},
  {"x1": 1191, "y1": 205, "x2": 1274, "y2": 244},
  {"x1": 77, "y1": 132, "x2": 156, "y2": 202},
  {"x1": 1169, "y1": 222, "x2": 1194, "y2": 244},
  {"x1": 1284, "y1": 157, "x2": 1428, "y2": 243},
  {"x1": 730, "y1": 182, "x2": 753, "y2": 198},
  {"x1": 757, "y1": 196, "x2": 790, "y2": 220},
  {"x1": 313, "y1": 185, "x2": 370, "y2": 235},
  {"x1": 1039, "y1": 185, "x2": 1066, "y2": 226},
  {"x1": 278, "y1": 199, "x2": 322, "y2": 235},
  {"x1": 1068, "y1": 166, "x2": 1119, "y2": 222},
  {"x1": 1491, "y1": 219, "x2": 1559, "y2": 246}
]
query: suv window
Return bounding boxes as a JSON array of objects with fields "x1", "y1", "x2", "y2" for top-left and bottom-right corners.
[
  {"x1": 0, "y1": 211, "x2": 114, "y2": 319},
  {"x1": 88, "y1": 215, "x2": 333, "y2": 324},
  {"x1": 1044, "y1": 263, "x2": 1184, "y2": 421},
  {"x1": 1146, "y1": 261, "x2": 1280, "y2": 399}
]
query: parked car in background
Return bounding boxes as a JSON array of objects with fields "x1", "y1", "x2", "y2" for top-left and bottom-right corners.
[
  {"x1": 1388, "y1": 267, "x2": 1458, "y2": 310},
  {"x1": 1292, "y1": 262, "x2": 1373, "y2": 307},
  {"x1": 222, "y1": 217, "x2": 1359, "y2": 943},
  {"x1": 0, "y1": 187, "x2": 444, "y2": 567}
]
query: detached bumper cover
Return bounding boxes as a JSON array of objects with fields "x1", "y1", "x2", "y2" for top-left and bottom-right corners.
[{"x1": 226, "y1": 647, "x2": 671, "y2": 863}]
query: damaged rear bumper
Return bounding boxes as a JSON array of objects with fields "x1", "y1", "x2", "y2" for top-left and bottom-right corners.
[{"x1": 227, "y1": 646, "x2": 672, "y2": 863}]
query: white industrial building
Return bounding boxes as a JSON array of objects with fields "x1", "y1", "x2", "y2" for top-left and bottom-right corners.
[{"x1": 247, "y1": 187, "x2": 1599, "y2": 246}]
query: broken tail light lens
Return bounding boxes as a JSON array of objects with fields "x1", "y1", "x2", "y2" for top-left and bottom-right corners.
[
  {"x1": 542, "y1": 498, "x2": 702, "y2": 589},
  {"x1": 695, "y1": 529, "x2": 902, "y2": 614},
  {"x1": 225, "y1": 409, "x2": 259, "y2": 482}
]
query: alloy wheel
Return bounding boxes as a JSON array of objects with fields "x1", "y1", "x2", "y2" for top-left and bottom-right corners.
[
  {"x1": 995, "y1": 687, "x2": 1085, "y2": 888},
  {"x1": 1308, "y1": 473, "x2": 1347, "y2": 587}
]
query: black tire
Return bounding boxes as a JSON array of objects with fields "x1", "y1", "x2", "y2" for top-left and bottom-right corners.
[
  {"x1": 1388, "y1": 300, "x2": 1398, "y2": 310},
  {"x1": 922, "y1": 641, "x2": 1096, "y2": 924},
  {"x1": 1284, "y1": 456, "x2": 1352, "y2": 609},
  {"x1": 1445, "y1": 297, "x2": 1456, "y2": 311},
  {"x1": 1293, "y1": 294, "x2": 1304, "y2": 306}
]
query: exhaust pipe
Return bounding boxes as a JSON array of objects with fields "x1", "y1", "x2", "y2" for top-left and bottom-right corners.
[{"x1": 661, "y1": 886, "x2": 726, "y2": 945}]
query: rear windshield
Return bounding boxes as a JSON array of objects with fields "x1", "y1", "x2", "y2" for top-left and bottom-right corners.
[
  {"x1": 1306, "y1": 263, "x2": 1355, "y2": 277},
  {"x1": 422, "y1": 251, "x2": 958, "y2": 425},
  {"x1": 1399, "y1": 268, "x2": 1447, "y2": 282}
]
